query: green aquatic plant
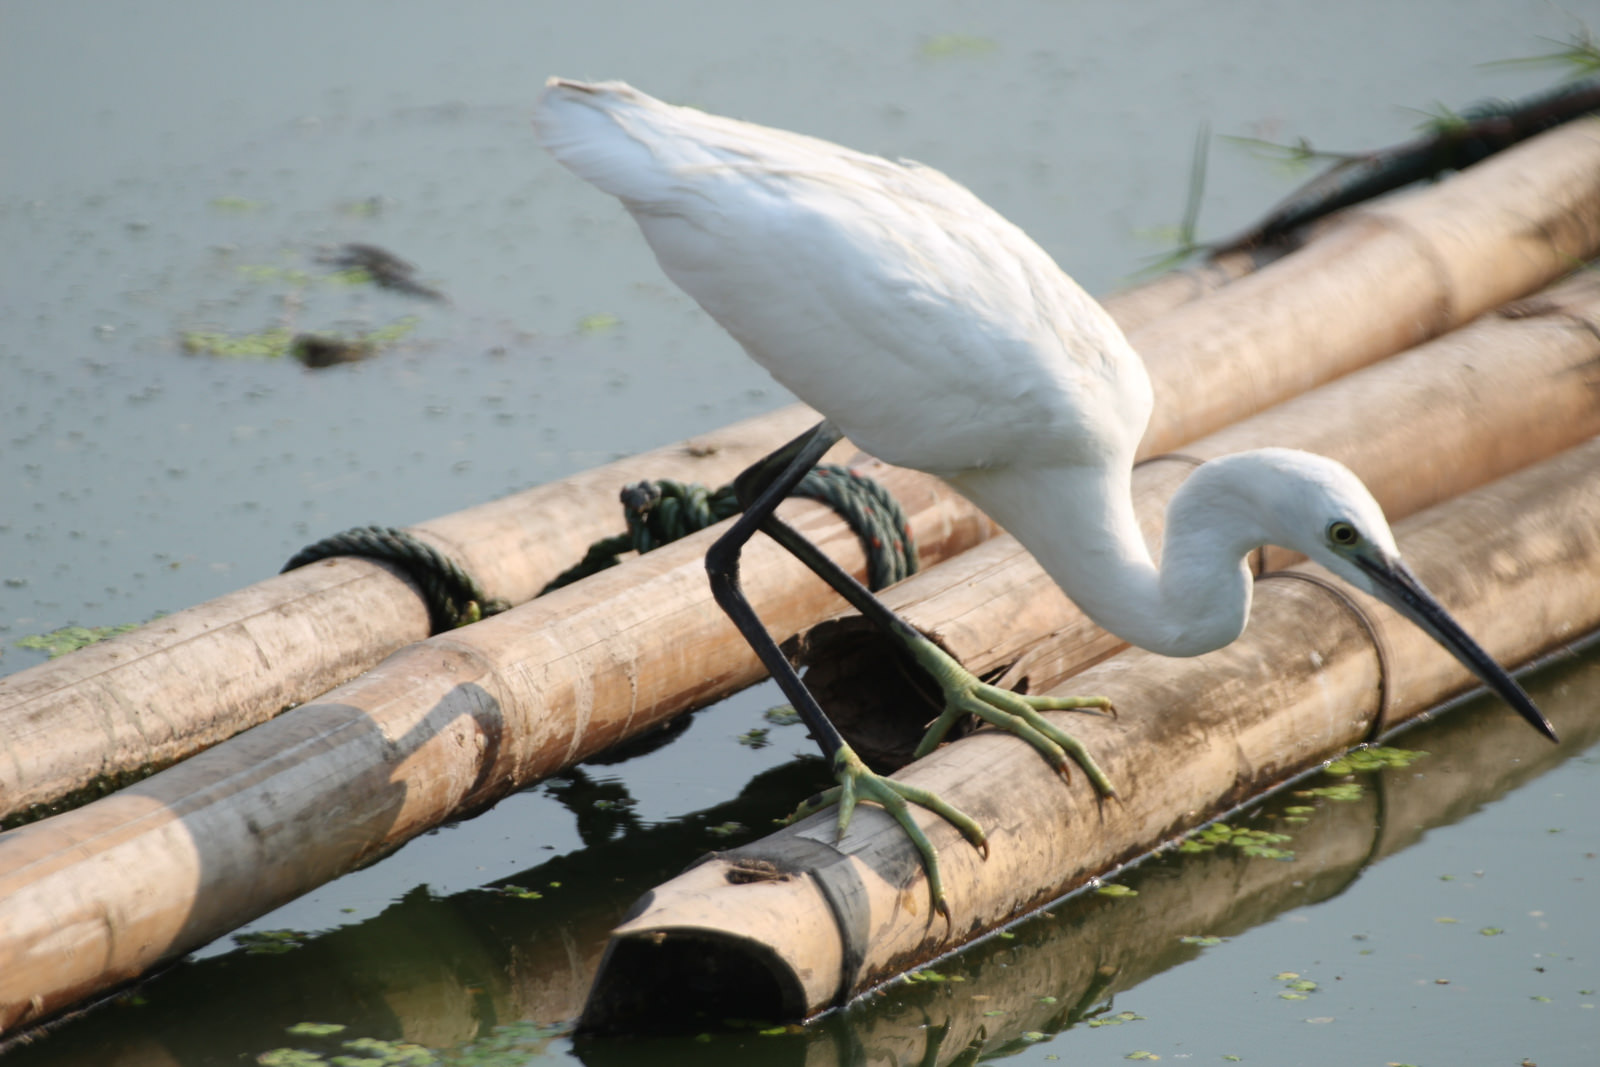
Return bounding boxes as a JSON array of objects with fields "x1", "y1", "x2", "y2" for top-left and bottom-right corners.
[
  {"x1": 16, "y1": 621, "x2": 140, "y2": 658},
  {"x1": 1296, "y1": 782, "x2": 1364, "y2": 802},
  {"x1": 1179, "y1": 822, "x2": 1294, "y2": 860},
  {"x1": 1323, "y1": 745, "x2": 1428, "y2": 775},
  {"x1": 763, "y1": 704, "x2": 802, "y2": 726},
  {"x1": 918, "y1": 34, "x2": 998, "y2": 60},
  {"x1": 577, "y1": 312, "x2": 620, "y2": 334},
  {"x1": 181, "y1": 327, "x2": 296, "y2": 359},
  {"x1": 234, "y1": 929, "x2": 309, "y2": 954}
]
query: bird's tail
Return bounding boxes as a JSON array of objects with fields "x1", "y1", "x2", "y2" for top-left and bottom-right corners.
[{"x1": 533, "y1": 78, "x2": 686, "y2": 206}]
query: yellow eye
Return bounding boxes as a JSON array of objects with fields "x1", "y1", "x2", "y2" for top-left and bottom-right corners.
[{"x1": 1327, "y1": 520, "x2": 1359, "y2": 547}]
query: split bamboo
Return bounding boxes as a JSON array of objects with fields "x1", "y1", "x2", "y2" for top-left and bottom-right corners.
[
  {"x1": 800, "y1": 269, "x2": 1600, "y2": 764},
  {"x1": 5, "y1": 117, "x2": 1598, "y2": 823},
  {"x1": 579, "y1": 435, "x2": 1600, "y2": 1029}
]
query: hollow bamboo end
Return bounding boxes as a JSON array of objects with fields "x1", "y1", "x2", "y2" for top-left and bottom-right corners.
[{"x1": 578, "y1": 925, "x2": 809, "y2": 1034}]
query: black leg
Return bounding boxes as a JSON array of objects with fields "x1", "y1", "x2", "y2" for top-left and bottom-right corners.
[
  {"x1": 705, "y1": 420, "x2": 851, "y2": 761},
  {"x1": 707, "y1": 420, "x2": 990, "y2": 920}
]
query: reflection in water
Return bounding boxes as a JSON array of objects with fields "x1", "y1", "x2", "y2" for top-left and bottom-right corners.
[{"x1": 8, "y1": 642, "x2": 1596, "y2": 1066}]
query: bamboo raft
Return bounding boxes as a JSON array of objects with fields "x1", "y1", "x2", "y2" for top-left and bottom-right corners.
[{"x1": 0, "y1": 116, "x2": 1598, "y2": 1037}]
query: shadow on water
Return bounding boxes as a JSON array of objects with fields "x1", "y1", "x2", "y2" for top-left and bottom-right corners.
[{"x1": 7, "y1": 643, "x2": 1598, "y2": 1067}]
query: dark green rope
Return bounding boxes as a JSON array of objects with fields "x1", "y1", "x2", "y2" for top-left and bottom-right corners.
[
  {"x1": 282, "y1": 525, "x2": 510, "y2": 632},
  {"x1": 539, "y1": 463, "x2": 919, "y2": 595},
  {"x1": 794, "y1": 464, "x2": 919, "y2": 590},
  {"x1": 284, "y1": 464, "x2": 917, "y2": 629}
]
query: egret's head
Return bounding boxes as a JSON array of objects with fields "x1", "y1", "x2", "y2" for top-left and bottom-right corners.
[
  {"x1": 1213, "y1": 448, "x2": 1556, "y2": 743},
  {"x1": 1233, "y1": 450, "x2": 1403, "y2": 595}
]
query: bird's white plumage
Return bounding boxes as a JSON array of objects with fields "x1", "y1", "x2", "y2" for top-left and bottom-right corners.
[
  {"x1": 532, "y1": 79, "x2": 1538, "y2": 693},
  {"x1": 535, "y1": 79, "x2": 1148, "y2": 478}
]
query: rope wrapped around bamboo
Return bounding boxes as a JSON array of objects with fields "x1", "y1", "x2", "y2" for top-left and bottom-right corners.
[{"x1": 579, "y1": 435, "x2": 1600, "y2": 1030}]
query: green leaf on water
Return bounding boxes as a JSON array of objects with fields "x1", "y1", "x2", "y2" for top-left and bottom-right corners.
[{"x1": 16, "y1": 621, "x2": 139, "y2": 658}]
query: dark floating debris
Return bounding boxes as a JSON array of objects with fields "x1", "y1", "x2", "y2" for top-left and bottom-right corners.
[
  {"x1": 316, "y1": 242, "x2": 449, "y2": 303},
  {"x1": 290, "y1": 333, "x2": 377, "y2": 367}
]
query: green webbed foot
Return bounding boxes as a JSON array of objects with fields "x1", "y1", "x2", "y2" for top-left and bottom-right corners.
[
  {"x1": 790, "y1": 744, "x2": 986, "y2": 920},
  {"x1": 787, "y1": 635, "x2": 1115, "y2": 921},
  {"x1": 903, "y1": 632, "x2": 1117, "y2": 798}
]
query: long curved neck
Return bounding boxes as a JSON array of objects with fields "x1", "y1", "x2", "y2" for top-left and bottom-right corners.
[{"x1": 948, "y1": 463, "x2": 1259, "y2": 657}]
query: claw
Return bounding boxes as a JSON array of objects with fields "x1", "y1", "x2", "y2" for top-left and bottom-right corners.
[
  {"x1": 782, "y1": 634, "x2": 1117, "y2": 922},
  {"x1": 788, "y1": 744, "x2": 987, "y2": 920},
  {"x1": 903, "y1": 631, "x2": 1117, "y2": 798}
]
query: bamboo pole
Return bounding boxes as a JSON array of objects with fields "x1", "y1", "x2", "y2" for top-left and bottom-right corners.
[
  {"x1": 3, "y1": 120, "x2": 1596, "y2": 825},
  {"x1": 21, "y1": 269, "x2": 1589, "y2": 1026},
  {"x1": 579, "y1": 436, "x2": 1600, "y2": 1029},
  {"x1": 0, "y1": 459, "x2": 992, "y2": 1035},
  {"x1": 6, "y1": 271, "x2": 1592, "y2": 1028},
  {"x1": 800, "y1": 269, "x2": 1600, "y2": 764},
  {"x1": 747, "y1": 666, "x2": 1600, "y2": 1062}
]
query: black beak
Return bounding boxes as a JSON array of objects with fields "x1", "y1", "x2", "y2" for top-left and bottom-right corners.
[{"x1": 1352, "y1": 554, "x2": 1558, "y2": 743}]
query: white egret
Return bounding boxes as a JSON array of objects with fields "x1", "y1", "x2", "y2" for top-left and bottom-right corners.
[{"x1": 533, "y1": 79, "x2": 1557, "y2": 916}]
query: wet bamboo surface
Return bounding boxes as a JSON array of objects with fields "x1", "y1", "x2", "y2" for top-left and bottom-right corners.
[
  {"x1": 3, "y1": 118, "x2": 1597, "y2": 824},
  {"x1": 801, "y1": 269, "x2": 1600, "y2": 763},
  {"x1": 580, "y1": 437, "x2": 1600, "y2": 1028}
]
